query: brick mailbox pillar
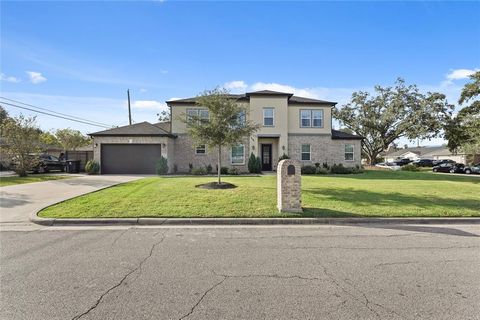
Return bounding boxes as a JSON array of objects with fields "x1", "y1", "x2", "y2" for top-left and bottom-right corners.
[{"x1": 277, "y1": 159, "x2": 302, "y2": 213}]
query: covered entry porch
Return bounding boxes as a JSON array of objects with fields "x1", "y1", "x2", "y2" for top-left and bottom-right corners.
[{"x1": 256, "y1": 135, "x2": 281, "y2": 171}]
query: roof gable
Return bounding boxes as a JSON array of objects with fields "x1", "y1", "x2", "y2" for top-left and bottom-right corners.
[
  {"x1": 89, "y1": 121, "x2": 175, "y2": 137},
  {"x1": 166, "y1": 90, "x2": 336, "y2": 106}
]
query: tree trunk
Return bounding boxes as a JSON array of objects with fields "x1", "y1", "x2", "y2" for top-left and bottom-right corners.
[{"x1": 217, "y1": 145, "x2": 221, "y2": 185}]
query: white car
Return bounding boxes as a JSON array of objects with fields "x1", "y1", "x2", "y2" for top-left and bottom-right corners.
[{"x1": 375, "y1": 162, "x2": 401, "y2": 171}]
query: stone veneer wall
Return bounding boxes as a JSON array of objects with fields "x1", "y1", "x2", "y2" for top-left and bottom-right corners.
[
  {"x1": 173, "y1": 134, "x2": 250, "y2": 173},
  {"x1": 287, "y1": 134, "x2": 361, "y2": 167}
]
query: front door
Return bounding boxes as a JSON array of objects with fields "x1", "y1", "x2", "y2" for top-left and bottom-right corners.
[{"x1": 261, "y1": 144, "x2": 272, "y2": 171}]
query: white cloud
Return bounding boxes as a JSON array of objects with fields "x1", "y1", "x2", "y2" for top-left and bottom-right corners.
[
  {"x1": 224, "y1": 80, "x2": 248, "y2": 92},
  {"x1": 167, "y1": 97, "x2": 183, "y2": 101},
  {"x1": 26, "y1": 71, "x2": 47, "y2": 84},
  {"x1": 250, "y1": 82, "x2": 321, "y2": 99},
  {"x1": 160, "y1": 70, "x2": 168, "y2": 74},
  {"x1": 140, "y1": 88, "x2": 147, "y2": 93},
  {"x1": 446, "y1": 68, "x2": 478, "y2": 81},
  {"x1": 0, "y1": 73, "x2": 20, "y2": 83},
  {"x1": 131, "y1": 100, "x2": 165, "y2": 110}
]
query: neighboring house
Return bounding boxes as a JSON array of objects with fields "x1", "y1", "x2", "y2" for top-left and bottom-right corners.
[
  {"x1": 384, "y1": 146, "x2": 468, "y2": 164},
  {"x1": 89, "y1": 90, "x2": 363, "y2": 174}
]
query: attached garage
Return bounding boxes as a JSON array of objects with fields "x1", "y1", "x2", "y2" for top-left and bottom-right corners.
[
  {"x1": 101, "y1": 144, "x2": 162, "y2": 174},
  {"x1": 89, "y1": 121, "x2": 176, "y2": 174}
]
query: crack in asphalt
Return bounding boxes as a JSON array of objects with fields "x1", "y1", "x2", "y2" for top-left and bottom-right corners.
[
  {"x1": 178, "y1": 276, "x2": 227, "y2": 320},
  {"x1": 342, "y1": 278, "x2": 407, "y2": 320},
  {"x1": 71, "y1": 232, "x2": 166, "y2": 320},
  {"x1": 374, "y1": 261, "x2": 419, "y2": 268},
  {"x1": 213, "y1": 270, "x2": 326, "y2": 282},
  {"x1": 109, "y1": 228, "x2": 130, "y2": 249}
]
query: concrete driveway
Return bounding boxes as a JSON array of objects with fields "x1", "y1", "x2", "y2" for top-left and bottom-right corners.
[{"x1": 0, "y1": 175, "x2": 147, "y2": 226}]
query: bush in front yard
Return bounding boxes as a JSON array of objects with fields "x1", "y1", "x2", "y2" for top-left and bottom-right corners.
[
  {"x1": 248, "y1": 153, "x2": 261, "y2": 173},
  {"x1": 301, "y1": 165, "x2": 317, "y2": 174},
  {"x1": 401, "y1": 164, "x2": 420, "y2": 172},
  {"x1": 316, "y1": 167, "x2": 329, "y2": 174},
  {"x1": 156, "y1": 157, "x2": 169, "y2": 175},
  {"x1": 228, "y1": 167, "x2": 240, "y2": 175},
  {"x1": 192, "y1": 167, "x2": 207, "y2": 175},
  {"x1": 85, "y1": 160, "x2": 100, "y2": 175},
  {"x1": 205, "y1": 164, "x2": 213, "y2": 174},
  {"x1": 220, "y1": 167, "x2": 229, "y2": 175}
]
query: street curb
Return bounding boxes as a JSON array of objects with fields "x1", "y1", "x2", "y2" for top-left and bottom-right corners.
[{"x1": 30, "y1": 213, "x2": 480, "y2": 226}]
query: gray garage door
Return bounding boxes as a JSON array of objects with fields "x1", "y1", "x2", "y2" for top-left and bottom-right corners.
[{"x1": 101, "y1": 144, "x2": 162, "y2": 174}]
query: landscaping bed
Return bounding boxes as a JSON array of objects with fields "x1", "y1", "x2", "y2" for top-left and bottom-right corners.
[{"x1": 38, "y1": 170, "x2": 480, "y2": 218}]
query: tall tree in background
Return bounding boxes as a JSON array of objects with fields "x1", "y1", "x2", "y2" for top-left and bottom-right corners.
[
  {"x1": 55, "y1": 128, "x2": 91, "y2": 152},
  {"x1": 1, "y1": 115, "x2": 41, "y2": 176},
  {"x1": 445, "y1": 71, "x2": 480, "y2": 156},
  {"x1": 184, "y1": 88, "x2": 259, "y2": 185},
  {"x1": 334, "y1": 78, "x2": 454, "y2": 164}
]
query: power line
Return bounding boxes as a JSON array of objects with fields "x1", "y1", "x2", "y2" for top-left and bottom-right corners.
[
  {"x1": 0, "y1": 101, "x2": 113, "y2": 129},
  {"x1": 0, "y1": 96, "x2": 114, "y2": 128}
]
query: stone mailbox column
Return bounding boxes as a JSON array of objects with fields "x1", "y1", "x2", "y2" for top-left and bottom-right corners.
[{"x1": 277, "y1": 159, "x2": 302, "y2": 213}]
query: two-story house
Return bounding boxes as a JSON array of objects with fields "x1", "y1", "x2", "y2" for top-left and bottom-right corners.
[{"x1": 90, "y1": 90, "x2": 362, "y2": 174}]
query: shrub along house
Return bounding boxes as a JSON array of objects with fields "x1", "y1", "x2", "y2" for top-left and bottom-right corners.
[{"x1": 89, "y1": 90, "x2": 362, "y2": 174}]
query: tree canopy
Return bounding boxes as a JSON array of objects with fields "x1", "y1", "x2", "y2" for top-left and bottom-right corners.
[
  {"x1": 445, "y1": 71, "x2": 480, "y2": 156},
  {"x1": 55, "y1": 128, "x2": 91, "y2": 152},
  {"x1": 184, "y1": 88, "x2": 259, "y2": 184},
  {"x1": 333, "y1": 78, "x2": 454, "y2": 164},
  {"x1": 1, "y1": 115, "x2": 41, "y2": 176}
]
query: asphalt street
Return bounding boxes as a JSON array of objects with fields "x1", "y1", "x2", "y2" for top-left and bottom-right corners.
[{"x1": 1, "y1": 224, "x2": 479, "y2": 320}]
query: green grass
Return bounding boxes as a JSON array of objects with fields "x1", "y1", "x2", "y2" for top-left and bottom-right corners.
[
  {"x1": 39, "y1": 170, "x2": 480, "y2": 218},
  {"x1": 0, "y1": 174, "x2": 71, "y2": 187}
]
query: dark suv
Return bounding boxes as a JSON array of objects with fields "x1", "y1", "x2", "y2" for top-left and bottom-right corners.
[
  {"x1": 13, "y1": 154, "x2": 66, "y2": 173},
  {"x1": 412, "y1": 159, "x2": 434, "y2": 167},
  {"x1": 394, "y1": 158, "x2": 412, "y2": 166}
]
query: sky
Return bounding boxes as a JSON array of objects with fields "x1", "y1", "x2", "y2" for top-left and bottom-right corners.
[{"x1": 1, "y1": 0, "x2": 479, "y2": 146}]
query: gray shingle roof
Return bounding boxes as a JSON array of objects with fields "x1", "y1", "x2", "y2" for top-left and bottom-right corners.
[
  {"x1": 153, "y1": 121, "x2": 171, "y2": 133},
  {"x1": 89, "y1": 121, "x2": 175, "y2": 137},
  {"x1": 384, "y1": 146, "x2": 446, "y2": 158},
  {"x1": 166, "y1": 90, "x2": 336, "y2": 106},
  {"x1": 331, "y1": 129, "x2": 363, "y2": 140}
]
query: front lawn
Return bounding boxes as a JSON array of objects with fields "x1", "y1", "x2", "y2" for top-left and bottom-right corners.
[
  {"x1": 39, "y1": 170, "x2": 480, "y2": 218},
  {"x1": 0, "y1": 175, "x2": 71, "y2": 187}
]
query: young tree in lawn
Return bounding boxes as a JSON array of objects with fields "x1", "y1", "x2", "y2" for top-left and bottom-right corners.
[
  {"x1": 184, "y1": 88, "x2": 259, "y2": 185},
  {"x1": 333, "y1": 78, "x2": 454, "y2": 164},
  {"x1": 1, "y1": 115, "x2": 41, "y2": 177},
  {"x1": 55, "y1": 128, "x2": 91, "y2": 153},
  {"x1": 445, "y1": 71, "x2": 480, "y2": 156}
]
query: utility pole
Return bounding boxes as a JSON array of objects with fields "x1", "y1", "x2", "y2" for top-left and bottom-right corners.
[{"x1": 127, "y1": 89, "x2": 132, "y2": 125}]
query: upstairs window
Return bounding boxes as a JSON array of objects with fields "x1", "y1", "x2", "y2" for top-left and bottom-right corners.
[
  {"x1": 345, "y1": 144, "x2": 354, "y2": 161},
  {"x1": 300, "y1": 110, "x2": 311, "y2": 127},
  {"x1": 300, "y1": 109, "x2": 323, "y2": 128},
  {"x1": 301, "y1": 144, "x2": 311, "y2": 161},
  {"x1": 263, "y1": 108, "x2": 274, "y2": 126},
  {"x1": 195, "y1": 145, "x2": 206, "y2": 154},
  {"x1": 186, "y1": 108, "x2": 209, "y2": 126}
]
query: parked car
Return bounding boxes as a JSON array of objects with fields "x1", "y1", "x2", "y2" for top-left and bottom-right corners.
[
  {"x1": 462, "y1": 163, "x2": 480, "y2": 175},
  {"x1": 449, "y1": 163, "x2": 466, "y2": 174},
  {"x1": 432, "y1": 162, "x2": 456, "y2": 173},
  {"x1": 375, "y1": 162, "x2": 401, "y2": 171},
  {"x1": 11, "y1": 154, "x2": 65, "y2": 173},
  {"x1": 432, "y1": 159, "x2": 455, "y2": 166},
  {"x1": 393, "y1": 158, "x2": 412, "y2": 166},
  {"x1": 412, "y1": 159, "x2": 434, "y2": 167}
]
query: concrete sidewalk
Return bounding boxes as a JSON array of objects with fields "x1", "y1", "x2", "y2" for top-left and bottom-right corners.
[{"x1": 0, "y1": 175, "x2": 147, "y2": 226}]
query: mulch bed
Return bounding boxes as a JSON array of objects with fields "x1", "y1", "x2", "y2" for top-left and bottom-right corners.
[{"x1": 196, "y1": 182, "x2": 237, "y2": 189}]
